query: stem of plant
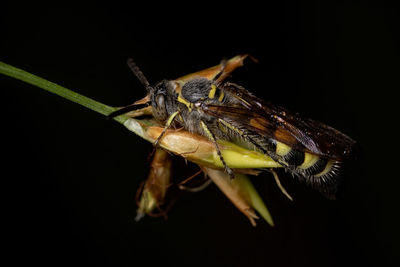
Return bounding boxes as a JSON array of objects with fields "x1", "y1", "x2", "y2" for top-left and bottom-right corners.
[{"x1": 0, "y1": 61, "x2": 129, "y2": 124}]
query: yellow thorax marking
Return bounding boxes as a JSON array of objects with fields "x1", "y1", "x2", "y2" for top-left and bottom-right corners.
[
  {"x1": 218, "y1": 90, "x2": 225, "y2": 102},
  {"x1": 177, "y1": 93, "x2": 193, "y2": 112},
  {"x1": 208, "y1": 84, "x2": 217, "y2": 99}
]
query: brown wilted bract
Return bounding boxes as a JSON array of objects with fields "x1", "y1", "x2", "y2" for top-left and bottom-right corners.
[{"x1": 136, "y1": 149, "x2": 173, "y2": 221}]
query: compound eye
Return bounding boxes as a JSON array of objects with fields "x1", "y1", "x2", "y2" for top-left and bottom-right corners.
[{"x1": 155, "y1": 94, "x2": 165, "y2": 108}]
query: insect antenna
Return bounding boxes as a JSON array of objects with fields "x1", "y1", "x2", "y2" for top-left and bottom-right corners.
[
  {"x1": 106, "y1": 102, "x2": 148, "y2": 119},
  {"x1": 127, "y1": 58, "x2": 153, "y2": 92},
  {"x1": 107, "y1": 58, "x2": 152, "y2": 119}
]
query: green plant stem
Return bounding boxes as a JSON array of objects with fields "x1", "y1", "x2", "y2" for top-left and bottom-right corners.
[{"x1": 0, "y1": 61, "x2": 129, "y2": 124}]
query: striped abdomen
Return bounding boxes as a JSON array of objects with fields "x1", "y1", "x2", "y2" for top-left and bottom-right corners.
[{"x1": 272, "y1": 140, "x2": 340, "y2": 195}]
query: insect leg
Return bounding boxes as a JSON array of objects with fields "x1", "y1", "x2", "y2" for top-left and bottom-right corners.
[
  {"x1": 200, "y1": 120, "x2": 235, "y2": 178},
  {"x1": 214, "y1": 54, "x2": 258, "y2": 85},
  {"x1": 269, "y1": 169, "x2": 293, "y2": 201},
  {"x1": 179, "y1": 178, "x2": 213, "y2": 193},
  {"x1": 153, "y1": 111, "x2": 180, "y2": 147},
  {"x1": 178, "y1": 169, "x2": 203, "y2": 186},
  {"x1": 212, "y1": 58, "x2": 228, "y2": 84},
  {"x1": 218, "y1": 118, "x2": 269, "y2": 154}
]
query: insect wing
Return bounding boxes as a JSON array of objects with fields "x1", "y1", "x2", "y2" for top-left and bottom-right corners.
[
  {"x1": 276, "y1": 112, "x2": 357, "y2": 160},
  {"x1": 204, "y1": 100, "x2": 356, "y2": 161}
]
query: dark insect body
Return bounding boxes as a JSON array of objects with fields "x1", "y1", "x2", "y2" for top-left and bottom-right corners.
[{"x1": 110, "y1": 55, "x2": 357, "y2": 198}]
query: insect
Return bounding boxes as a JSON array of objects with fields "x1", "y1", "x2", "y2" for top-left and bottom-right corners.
[{"x1": 109, "y1": 55, "x2": 357, "y2": 198}]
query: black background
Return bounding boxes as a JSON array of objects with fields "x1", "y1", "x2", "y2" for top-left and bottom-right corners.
[{"x1": 2, "y1": 1, "x2": 399, "y2": 266}]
